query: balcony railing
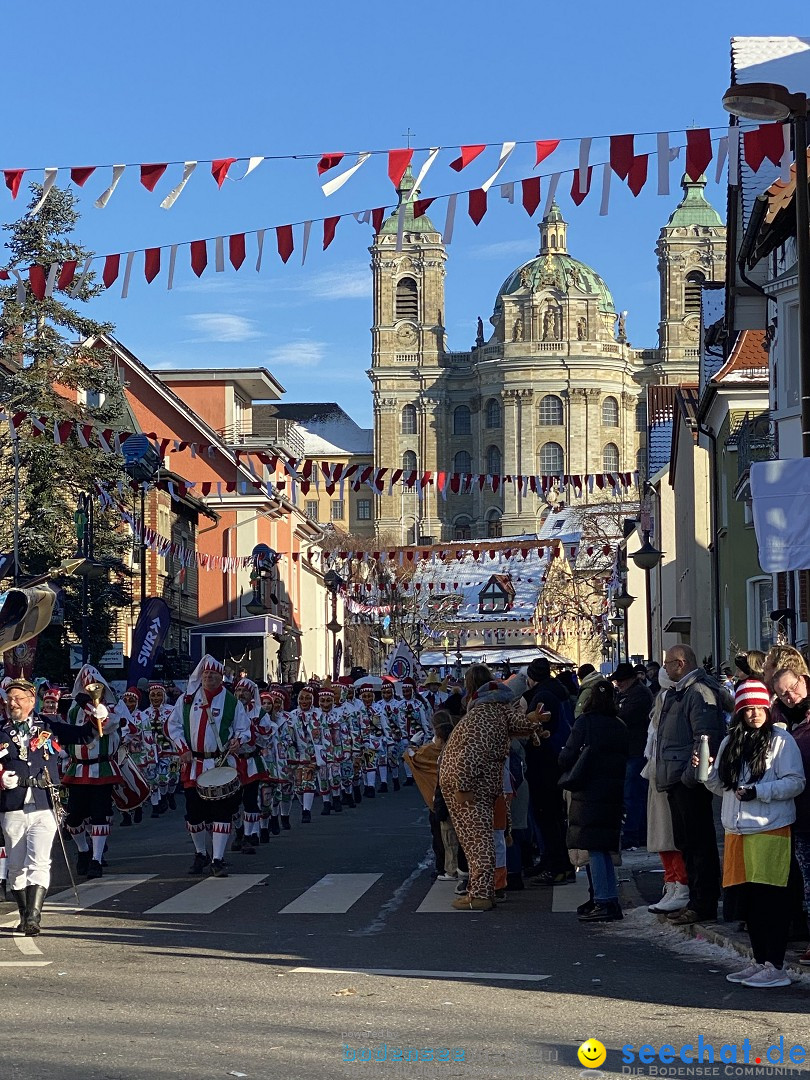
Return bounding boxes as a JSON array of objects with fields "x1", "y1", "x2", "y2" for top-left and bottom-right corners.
[
  {"x1": 737, "y1": 412, "x2": 775, "y2": 482},
  {"x1": 223, "y1": 419, "x2": 306, "y2": 460}
]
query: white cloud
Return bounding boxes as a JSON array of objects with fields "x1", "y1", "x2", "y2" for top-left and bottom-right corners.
[
  {"x1": 468, "y1": 239, "x2": 537, "y2": 261},
  {"x1": 185, "y1": 313, "x2": 262, "y2": 342},
  {"x1": 266, "y1": 340, "x2": 327, "y2": 368},
  {"x1": 297, "y1": 266, "x2": 371, "y2": 301}
]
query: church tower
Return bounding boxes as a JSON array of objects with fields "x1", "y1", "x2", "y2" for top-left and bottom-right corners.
[
  {"x1": 653, "y1": 174, "x2": 726, "y2": 382},
  {"x1": 369, "y1": 169, "x2": 448, "y2": 543}
]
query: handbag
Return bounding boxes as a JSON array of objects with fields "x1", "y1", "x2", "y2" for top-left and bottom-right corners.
[{"x1": 558, "y1": 718, "x2": 592, "y2": 792}]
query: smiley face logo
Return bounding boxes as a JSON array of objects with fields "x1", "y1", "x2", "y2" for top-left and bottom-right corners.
[{"x1": 577, "y1": 1039, "x2": 607, "y2": 1069}]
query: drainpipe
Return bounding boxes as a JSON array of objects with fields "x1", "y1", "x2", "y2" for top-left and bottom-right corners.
[{"x1": 697, "y1": 420, "x2": 722, "y2": 671}]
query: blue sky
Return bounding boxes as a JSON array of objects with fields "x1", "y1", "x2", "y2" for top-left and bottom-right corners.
[{"x1": 2, "y1": 2, "x2": 808, "y2": 427}]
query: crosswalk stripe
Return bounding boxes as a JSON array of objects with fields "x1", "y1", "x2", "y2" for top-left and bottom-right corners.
[
  {"x1": 280, "y1": 873, "x2": 381, "y2": 914},
  {"x1": 292, "y1": 966, "x2": 551, "y2": 982},
  {"x1": 45, "y1": 875, "x2": 157, "y2": 912},
  {"x1": 551, "y1": 870, "x2": 591, "y2": 912},
  {"x1": 416, "y1": 879, "x2": 462, "y2": 912},
  {"x1": 145, "y1": 875, "x2": 267, "y2": 914}
]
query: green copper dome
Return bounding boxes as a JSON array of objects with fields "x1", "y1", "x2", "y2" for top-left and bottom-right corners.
[
  {"x1": 664, "y1": 174, "x2": 724, "y2": 228},
  {"x1": 379, "y1": 166, "x2": 439, "y2": 235}
]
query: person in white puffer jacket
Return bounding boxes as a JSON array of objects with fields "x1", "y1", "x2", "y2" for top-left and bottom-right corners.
[{"x1": 699, "y1": 678, "x2": 805, "y2": 989}]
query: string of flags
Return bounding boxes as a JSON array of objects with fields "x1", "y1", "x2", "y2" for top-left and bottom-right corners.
[
  {"x1": 0, "y1": 121, "x2": 788, "y2": 298},
  {"x1": 0, "y1": 409, "x2": 638, "y2": 501},
  {"x1": 0, "y1": 121, "x2": 787, "y2": 219}
]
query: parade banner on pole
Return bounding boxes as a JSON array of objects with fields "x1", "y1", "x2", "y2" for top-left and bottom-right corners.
[
  {"x1": 384, "y1": 639, "x2": 422, "y2": 682},
  {"x1": 127, "y1": 597, "x2": 172, "y2": 686}
]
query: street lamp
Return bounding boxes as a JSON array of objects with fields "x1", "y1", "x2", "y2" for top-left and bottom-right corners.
[
  {"x1": 631, "y1": 533, "x2": 663, "y2": 661},
  {"x1": 612, "y1": 588, "x2": 634, "y2": 664},
  {"x1": 324, "y1": 569, "x2": 344, "y2": 680}
]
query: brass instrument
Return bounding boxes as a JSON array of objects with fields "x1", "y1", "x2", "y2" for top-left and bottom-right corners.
[{"x1": 83, "y1": 682, "x2": 107, "y2": 738}]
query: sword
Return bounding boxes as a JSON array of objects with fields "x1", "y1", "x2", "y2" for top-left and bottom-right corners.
[{"x1": 43, "y1": 774, "x2": 81, "y2": 908}]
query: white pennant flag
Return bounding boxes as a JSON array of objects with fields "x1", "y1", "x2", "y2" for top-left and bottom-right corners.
[
  {"x1": 599, "y1": 163, "x2": 611, "y2": 217},
  {"x1": 322, "y1": 152, "x2": 371, "y2": 196},
  {"x1": 482, "y1": 141, "x2": 516, "y2": 193},
  {"x1": 241, "y1": 156, "x2": 264, "y2": 178},
  {"x1": 70, "y1": 255, "x2": 93, "y2": 296},
  {"x1": 411, "y1": 146, "x2": 441, "y2": 192},
  {"x1": 161, "y1": 161, "x2": 198, "y2": 209},
  {"x1": 44, "y1": 261, "x2": 59, "y2": 297},
  {"x1": 301, "y1": 221, "x2": 312, "y2": 265},
  {"x1": 656, "y1": 132, "x2": 670, "y2": 195},
  {"x1": 29, "y1": 168, "x2": 59, "y2": 215},
  {"x1": 167, "y1": 245, "x2": 178, "y2": 290},
  {"x1": 10, "y1": 269, "x2": 25, "y2": 306},
  {"x1": 714, "y1": 137, "x2": 728, "y2": 183},
  {"x1": 543, "y1": 173, "x2": 561, "y2": 216},
  {"x1": 120, "y1": 251, "x2": 135, "y2": 299},
  {"x1": 255, "y1": 229, "x2": 265, "y2": 272},
  {"x1": 500, "y1": 182, "x2": 515, "y2": 203},
  {"x1": 578, "y1": 138, "x2": 592, "y2": 190},
  {"x1": 781, "y1": 123, "x2": 792, "y2": 183},
  {"x1": 215, "y1": 237, "x2": 225, "y2": 272},
  {"x1": 95, "y1": 165, "x2": 126, "y2": 209},
  {"x1": 442, "y1": 193, "x2": 457, "y2": 243}
]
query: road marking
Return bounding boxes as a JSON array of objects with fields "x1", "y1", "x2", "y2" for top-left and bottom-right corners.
[
  {"x1": 353, "y1": 852, "x2": 434, "y2": 935},
  {"x1": 145, "y1": 875, "x2": 267, "y2": 915},
  {"x1": 292, "y1": 966, "x2": 551, "y2": 983},
  {"x1": 280, "y1": 873, "x2": 381, "y2": 914},
  {"x1": 0, "y1": 919, "x2": 45, "y2": 956},
  {"x1": 416, "y1": 879, "x2": 463, "y2": 912},
  {"x1": 46, "y1": 875, "x2": 157, "y2": 912},
  {"x1": 551, "y1": 870, "x2": 591, "y2": 912},
  {"x1": 0, "y1": 960, "x2": 52, "y2": 968}
]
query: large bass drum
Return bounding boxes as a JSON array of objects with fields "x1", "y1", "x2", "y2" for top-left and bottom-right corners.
[
  {"x1": 196, "y1": 766, "x2": 240, "y2": 801},
  {"x1": 112, "y1": 749, "x2": 151, "y2": 811}
]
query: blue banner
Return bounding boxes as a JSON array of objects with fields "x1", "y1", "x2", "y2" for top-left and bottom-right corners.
[{"x1": 127, "y1": 597, "x2": 172, "y2": 686}]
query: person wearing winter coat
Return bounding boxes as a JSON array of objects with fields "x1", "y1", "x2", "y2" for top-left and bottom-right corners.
[
  {"x1": 558, "y1": 678, "x2": 629, "y2": 923},
  {"x1": 701, "y1": 679, "x2": 805, "y2": 989}
]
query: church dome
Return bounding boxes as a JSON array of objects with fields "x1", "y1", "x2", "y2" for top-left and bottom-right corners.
[{"x1": 494, "y1": 203, "x2": 615, "y2": 318}]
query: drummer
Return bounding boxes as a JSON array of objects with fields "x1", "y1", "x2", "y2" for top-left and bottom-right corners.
[
  {"x1": 168, "y1": 655, "x2": 251, "y2": 878},
  {"x1": 233, "y1": 679, "x2": 271, "y2": 854}
]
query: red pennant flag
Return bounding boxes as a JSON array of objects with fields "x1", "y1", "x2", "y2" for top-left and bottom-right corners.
[
  {"x1": 190, "y1": 240, "x2": 208, "y2": 277},
  {"x1": 534, "y1": 140, "x2": 560, "y2": 167},
  {"x1": 54, "y1": 420, "x2": 73, "y2": 445},
  {"x1": 57, "y1": 260, "x2": 78, "y2": 291},
  {"x1": 744, "y1": 123, "x2": 784, "y2": 172},
  {"x1": 627, "y1": 154, "x2": 649, "y2": 197},
  {"x1": 317, "y1": 153, "x2": 344, "y2": 175},
  {"x1": 570, "y1": 166, "x2": 593, "y2": 206},
  {"x1": 28, "y1": 266, "x2": 46, "y2": 300},
  {"x1": 276, "y1": 224, "x2": 294, "y2": 263},
  {"x1": 522, "y1": 176, "x2": 541, "y2": 216},
  {"x1": 609, "y1": 134, "x2": 635, "y2": 180},
  {"x1": 102, "y1": 255, "x2": 120, "y2": 289},
  {"x1": 414, "y1": 197, "x2": 435, "y2": 219},
  {"x1": 4, "y1": 170, "x2": 24, "y2": 198},
  {"x1": 229, "y1": 233, "x2": 246, "y2": 270},
  {"x1": 70, "y1": 166, "x2": 96, "y2": 187},
  {"x1": 211, "y1": 158, "x2": 238, "y2": 188},
  {"x1": 323, "y1": 216, "x2": 340, "y2": 249},
  {"x1": 371, "y1": 207, "x2": 385, "y2": 234},
  {"x1": 388, "y1": 148, "x2": 413, "y2": 188},
  {"x1": 450, "y1": 144, "x2": 486, "y2": 171},
  {"x1": 140, "y1": 163, "x2": 168, "y2": 192},
  {"x1": 468, "y1": 188, "x2": 487, "y2": 225},
  {"x1": 144, "y1": 248, "x2": 161, "y2": 283},
  {"x1": 685, "y1": 129, "x2": 712, "y2": 181}
]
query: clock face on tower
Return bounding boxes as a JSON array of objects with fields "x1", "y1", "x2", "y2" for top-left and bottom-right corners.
[{"x1": 396, "y1": 323, "x2": 418, "y2": 345}]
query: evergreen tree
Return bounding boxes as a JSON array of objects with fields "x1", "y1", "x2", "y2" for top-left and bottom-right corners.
[{"x1": 0, "y1": 184, "x2": 131, "y2": 680}]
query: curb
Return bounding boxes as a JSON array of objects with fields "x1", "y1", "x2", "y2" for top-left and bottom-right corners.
[{"x1": 667, "y1": 917, "x2": 809, "y2": 978}]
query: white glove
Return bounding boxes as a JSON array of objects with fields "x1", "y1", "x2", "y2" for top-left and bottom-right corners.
[
  {"x1": 101, "y1": 714, "x2": 119, "y2": 735},
  {"x1": 89, "y1": 703, "x2": 109, "y2": 721},
  {"x1": 1, "y1": 770, "x2": 19, "y2": 790}
]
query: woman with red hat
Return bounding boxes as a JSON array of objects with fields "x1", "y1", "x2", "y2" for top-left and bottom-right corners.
[{"x1": 699, "y1": 678, "x2": 805, "y2": 988}]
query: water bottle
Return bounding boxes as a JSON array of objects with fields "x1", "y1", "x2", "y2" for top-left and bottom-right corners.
[{"x1": 697, "y1": 734, "x2": 710, "y2": 783}]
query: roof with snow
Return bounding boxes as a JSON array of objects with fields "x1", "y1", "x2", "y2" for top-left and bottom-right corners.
[{"x1": 253, "y1": 402, "x2": 372, "y2": 457}]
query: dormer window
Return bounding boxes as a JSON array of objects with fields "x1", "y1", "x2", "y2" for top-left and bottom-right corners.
[{"x1": 478, "y1": 574, "x2": 515, "y2": 614}]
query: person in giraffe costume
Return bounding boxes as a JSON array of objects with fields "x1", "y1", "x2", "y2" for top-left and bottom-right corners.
[{"x1": 373, "y1": 682, "x2": 405, "y2": 792}]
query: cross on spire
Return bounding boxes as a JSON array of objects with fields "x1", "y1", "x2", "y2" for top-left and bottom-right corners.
[{"x1": 401, "y1": 127, "x2": 416, "y2": 149}]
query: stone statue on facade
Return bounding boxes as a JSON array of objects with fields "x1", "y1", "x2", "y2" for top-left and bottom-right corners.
[
  {"x1": 512, "y1": 316, "x2": 523, "y2": 342},
  {"x1": 576, "y1": 316, "x2": 587, "y2": 340}
]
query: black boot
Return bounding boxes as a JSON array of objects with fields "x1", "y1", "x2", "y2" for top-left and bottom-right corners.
[
  {"x1": 301, "y1": 809, "x2": 312, "y2": 823},
  {"x1": 333, "y1": 799, "x2": 342, "y2": 814},
  {"x1": 167, "y1": 793, "x2": 177, "y2": 811},
  {"x1": 151, "y1": 803, "x2": 161, "y2": 819},
  {"x1": 341, "y1": 791, "x2": 354, "y2": 807},
  {"x1": 260, "y1": 827, "x2": 270, "y2": 843},
  {"x1": 320, "y1": 802, "x2": 331, "y2": 816},
  {"x1": 11, "y1": 889, "x2": 27, "y2": 932},
  {"x1": 120, "y1": 812, "x2": 133, "y2": 827},
  {"x1": 280, "y1": 815, "x2": 291, "y2": 830},
  {"x1": 76, "y1": 849, "x2": 91, "y2": 876},
  {"x1": 364, "y1": 786, "x2": 375, "y2": 798},
  {"x1": 133, "y1": 806, "x2": 143, "y2": 824},
  {"x1": 24, "y1": 885, "x2": 47, "y2": 936},
  {"x1": 506, "y1": 872, "x2": 525, "y2": 892},
  {"x1": 270, "y1": 816, "x2": 281, "y2": 835},
  {"x1": 353, "y1": 786, "x2": 363, "y2": 804},
  {"x1": 392, "y1": 777, "x2": 400, "y2": 792},
  {"x1": 231, "y1": 826, "x2": 244, "y2": 852},
  {"x1": 404, "y1": 776, "x2": 415, "y2": 786},
  {"x1": 379, "y1": 781, "x2": 388, "y2": 793}
]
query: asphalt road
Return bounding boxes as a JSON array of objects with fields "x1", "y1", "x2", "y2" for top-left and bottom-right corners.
[{"x1": 1, "y1": 787, "x2": 808, "y2": 1080}]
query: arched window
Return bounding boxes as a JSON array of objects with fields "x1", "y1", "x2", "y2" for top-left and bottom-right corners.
[
  {"x1": 538, "y1": 394, "x2": 563, "y2": 426},
  {"x1": 684, "y1": 270, "x2": 705, "y2": 316},
  {"x1": 550, "y1": 235, "x2": 557, "y2": 249},
  {"x1": 636, "y1": 447, "x2": 647, "y2": 482},
  {"x1": 636, "y1": 399, "x2": 647, "y2": 432},
  {"x1": 402, "y1": 450, "x2": 417, "y2": 471},
  {"x1": 395, "y1": 276, "x2": 418, "y2": 321},
  {"x1": 486, "y1": 445, "x2": 501, "y2": 475},
  {"x1": 539, "y1": 441, "x2": 564, "y2": 474},
  {"x1": 486, "y1": 510, "x2": 503, "y2": 539},
  {"x1": 454, "y1": 517, "x2": 472, "y2": 541},
  {"x1": 603, "y1": 443, "x2": 620, "y2": 472},
  {"x1": 602, "y1": 395, "x2": 619, "y2": 426},
  {"x1": 453, "y1": 405, "x2": 471, "y2": 435},
  {"x1": 485, "y1": 398, "x2": 501, "y2": 429},
  {"x1": 401, "y1": 403, "x2": 417, "y2": 435},
  {"x1": 453, "y1": 451, "x2": 472, "y2": 474}
]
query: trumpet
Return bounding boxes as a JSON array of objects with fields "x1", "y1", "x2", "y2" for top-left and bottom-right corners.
[{"x1": 83, "y1": 682, "x2": 107, "y2": 738}]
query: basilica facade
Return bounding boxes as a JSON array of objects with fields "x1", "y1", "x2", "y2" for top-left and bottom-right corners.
[{"x1": 368, "y1": 170, "x2": 726, "y2": 543}]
